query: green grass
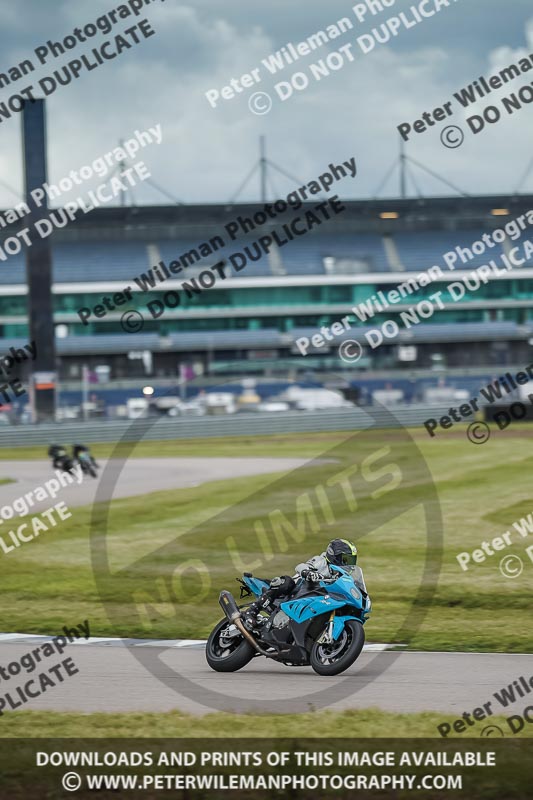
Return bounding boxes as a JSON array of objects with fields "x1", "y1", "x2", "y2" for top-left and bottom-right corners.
[
  {"x1": 1, "y1": 427, "x2": 532, "y2": 651},
  {"x1": 0, "y1": 477, "x2": 15, "y2": 485},
  {"x1": 0, "y1": 434, "x2": 341, "y2": 461},
  {"x1": 1, "y1": 708, "x2": 530, "y2": 738}
]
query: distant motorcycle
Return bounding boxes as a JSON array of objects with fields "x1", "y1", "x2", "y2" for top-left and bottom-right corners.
[
  {"x1": 75, "y1": 449, "x2": 98, "y2": 479},
  {"x1": 47, "y1": 445, "x2": 75, "y2": 474},
  {"x1": 206, "y1": 565, "x2": 371, "y2": 676}
]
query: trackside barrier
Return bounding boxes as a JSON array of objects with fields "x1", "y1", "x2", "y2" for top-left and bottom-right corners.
[{"x1": 0, "y1": 406, "x2": 455, "y2": 446}]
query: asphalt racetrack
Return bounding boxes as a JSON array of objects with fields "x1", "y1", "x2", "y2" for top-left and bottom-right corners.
[
  {"x1": 0, "y1": 457, "x2": 314, "y2": 513},
  {"x1": 0, "y1": 638, "x2": 529, "y2": 716},
  {"x1": 1, "y1": 455, "x2": 529, "y2": 719}
]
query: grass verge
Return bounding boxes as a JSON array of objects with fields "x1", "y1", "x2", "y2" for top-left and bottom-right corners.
[
  {"x1": 1, "y1": 707, "x2": 530, "y2": 738},
  {"x1": 0, "y1": 429, "x2": 532, "y2": 651}
]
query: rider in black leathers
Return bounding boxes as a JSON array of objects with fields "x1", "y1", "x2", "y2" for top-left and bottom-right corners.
[
  {"x1": 48, "y1": 444, "x2": 73, "y2": 472},
  {"x1": 242, "y1": 538, "x2": 359, "y2": 628}
]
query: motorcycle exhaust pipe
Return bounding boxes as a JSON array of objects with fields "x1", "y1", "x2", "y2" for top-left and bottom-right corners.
[
  {"x1": 219, "y1": 590, "x2": 241, "y2": 622},
  {"x1": 218, "y1": 590, "x2": 273, "y2": 658}
]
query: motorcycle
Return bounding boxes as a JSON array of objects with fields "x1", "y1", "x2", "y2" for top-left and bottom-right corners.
[
  {"x1": 48, "y1": 445, "x2": 75, "y2": 475},
  {"x1": 206, "y1": 565, "x2": 371, "y2": 676},
  {"x1": 76, "y1": 450, "x2": 98, "y2": 479}
]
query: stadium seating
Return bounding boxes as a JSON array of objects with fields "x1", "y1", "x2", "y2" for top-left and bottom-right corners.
[
  {"x1": 0, "y1": 242, "x2": 150, "y2": 284},
  {"x1": 159, "y1": 233, "x2": 391, "y2": 277},
  {"x1": 393, "y1": 231, "x2": 506, "y2": 271},
  {"x1": 0, "y1": 251, "x2": 25, "y2": 284},
  {"x1": 2, "y1": 229, "x2": 523, "y2": 286},
  {"x1": 158, "y1": 239, "x2": 273, "y2": 277},
  {"x1": 53, "y1": 242, "x2": 149, "y2": 282},
  {"x1": 316, "y1": 233, "x2": 390, "y2": 273},
  {"x1": 287, "y1": 233, "x2": 389, "y2": 275}
]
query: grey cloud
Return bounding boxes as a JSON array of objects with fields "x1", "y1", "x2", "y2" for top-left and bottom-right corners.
[{"x1": 0, "y1": 0, "x2": 531, "y2": 208}]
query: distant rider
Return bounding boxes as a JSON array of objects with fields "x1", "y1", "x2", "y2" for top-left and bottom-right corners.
[
  {"x1": 72, "y1": 444, "x2": 98, "y2": 468},
  {"x1": 48, "y1": 444, "x2": 71, "y2": 471},
  {"x1": 243, "y1": 538, "x2": 359, "y2": 627}
]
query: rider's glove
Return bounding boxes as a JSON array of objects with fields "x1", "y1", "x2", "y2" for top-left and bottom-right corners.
[
  {"x1": 269, "y1": 576, "x2": 284, "y2": 589},
  {"x1": 301, "y1": 568, "x2": 321, "y2": 583}
]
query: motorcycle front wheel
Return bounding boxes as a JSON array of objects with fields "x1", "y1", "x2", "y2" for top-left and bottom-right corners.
[
  {"x1": 310, "y1": 620, "x2": 365, "y2": 676},
  {"x1": 205, "y1": 618, "x2": 255, "y2": 672}
]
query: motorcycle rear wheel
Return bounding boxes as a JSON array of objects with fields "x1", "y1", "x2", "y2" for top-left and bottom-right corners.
[
  {"x1": 205, "y1": 618, "x2": 255, "y2": 672},
  {"x1": 310, "y1": 620, "x2": 365, "y2": 676}
]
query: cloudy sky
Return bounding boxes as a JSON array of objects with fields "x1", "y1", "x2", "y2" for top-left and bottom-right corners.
[{"x1": 0, "y1": 0, "x2": 532, "y2": 208}]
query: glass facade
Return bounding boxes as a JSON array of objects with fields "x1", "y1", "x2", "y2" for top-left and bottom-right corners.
[{"x1": 2, "y1": 278, "x2": 533, "y2": 339}]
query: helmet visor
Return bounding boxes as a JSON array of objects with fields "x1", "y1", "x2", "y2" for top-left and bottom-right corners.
[{"x1": 341, "y1": 553, "x2": 357, "y2": 572}]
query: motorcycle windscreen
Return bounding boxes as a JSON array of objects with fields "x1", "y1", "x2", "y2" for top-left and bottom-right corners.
[{"x1": 352, "y1": 565, "x2": 367, "y2": 594}]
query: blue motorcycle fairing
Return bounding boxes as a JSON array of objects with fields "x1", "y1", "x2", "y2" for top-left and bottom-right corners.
[
  {"x1": 280, "y1": 594, "x2": 347, "y2": 624},
  {"x1": 242, "y1": 575, "x2": 269, "y2": 598},
  {"x1": 331, "y1": 614, "x2": 358, "y2": 640},
  {"x1": 280, "y1": 565, "x2": 369, "y2": 639}
]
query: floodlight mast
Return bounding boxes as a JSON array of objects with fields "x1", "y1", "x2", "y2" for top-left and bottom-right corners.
[{"x1": 22, "y1": 98, "x2": 57, "y2": 422}]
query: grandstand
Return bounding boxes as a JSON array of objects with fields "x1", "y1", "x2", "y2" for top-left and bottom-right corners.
[{"x1": 1, "y1": 192, "x2": 533, "y2": 410}]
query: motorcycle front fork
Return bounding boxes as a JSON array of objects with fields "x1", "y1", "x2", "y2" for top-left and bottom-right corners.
[{"x1": 316, "y1": 610, "x2": 335, "y2": 645}]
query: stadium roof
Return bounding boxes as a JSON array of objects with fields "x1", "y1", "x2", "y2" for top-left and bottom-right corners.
[{"x1": 1, "y1": 193, "x2": 532, "y2": 241}]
